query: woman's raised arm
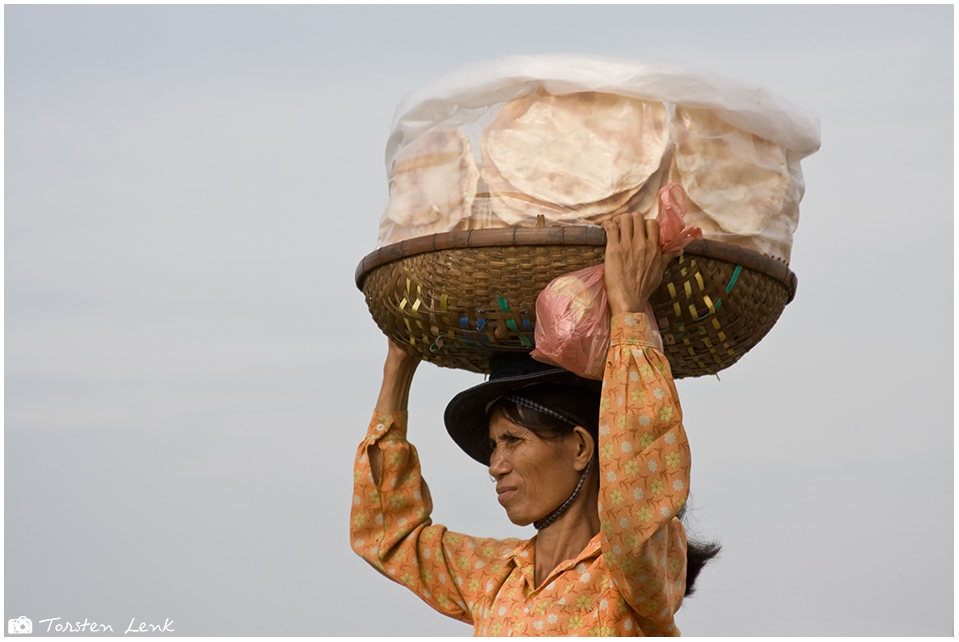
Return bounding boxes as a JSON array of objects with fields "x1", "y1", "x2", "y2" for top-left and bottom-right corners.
[
  {"x1": 351, "y1": 340, "x2": 521, "y2": 626},
  {"x1": 595, "y1": 211, "x2": 690, "y2": 634}
]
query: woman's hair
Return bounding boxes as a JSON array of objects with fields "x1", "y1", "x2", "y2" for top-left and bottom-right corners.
[
  {"x1": 674, "y1": 506, "x2": 721, "y2": 597},
  {"x1": 488, "y1": 385, "x2": 720, "y2": 598}
]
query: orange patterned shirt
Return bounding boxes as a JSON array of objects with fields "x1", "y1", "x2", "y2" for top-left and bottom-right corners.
[{"x1": 351, "y1": 312, "x2": 691, "y2": 636}]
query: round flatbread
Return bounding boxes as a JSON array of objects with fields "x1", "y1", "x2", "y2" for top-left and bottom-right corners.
[
  {"x1": 482, "y1": 91, "x2": 668, "y2": 208},
  {"x1": 668, "y1": 158, "x2": 792, "y2": 262},
  {"x1": 480, "y1": 149, "x2": 639, "y2": 224},
  {"x1": 672, "y1": 107, "x2": 789, "y2": 236},
  {"x1": 589, "y1": 145, "x2": 675, "y2": 225},
  {"x1": 383, "y1": 126, "x2": 479, "y2": 229}
]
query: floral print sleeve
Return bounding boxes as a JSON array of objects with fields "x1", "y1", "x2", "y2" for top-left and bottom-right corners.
[
  {"x1": 597, "y1": 312, "x2": 690, "y2": 635},
  {"x1": 350, "y1": 411, "x2": 523, "y2": 625}
]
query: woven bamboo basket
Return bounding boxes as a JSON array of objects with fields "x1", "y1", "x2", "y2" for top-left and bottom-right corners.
[{"x1": 355, "y1": 227, "x2": 797, "y2": 378}]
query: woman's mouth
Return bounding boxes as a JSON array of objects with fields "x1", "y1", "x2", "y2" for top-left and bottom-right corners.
[{"x1": 496, "y1": 486, "x2": 517, "y2": 503}]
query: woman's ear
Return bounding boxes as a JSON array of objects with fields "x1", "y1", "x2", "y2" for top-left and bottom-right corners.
[{"x1": 570, "y1": 426, "x2": 595, "y2": 472}]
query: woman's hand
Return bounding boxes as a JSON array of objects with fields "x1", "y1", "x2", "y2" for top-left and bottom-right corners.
[{"x1": 601, "y1": 211, "x2": 678, "y2": 315}]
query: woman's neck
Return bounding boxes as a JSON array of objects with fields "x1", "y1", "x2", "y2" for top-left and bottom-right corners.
[{"x1": 532, "y1": 478, "x2": 600, "y2": 589}]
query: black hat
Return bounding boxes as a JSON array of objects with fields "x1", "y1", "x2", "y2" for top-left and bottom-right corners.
[{"x1": 444, "y1": 353, "x2": 603, "y2": 465}]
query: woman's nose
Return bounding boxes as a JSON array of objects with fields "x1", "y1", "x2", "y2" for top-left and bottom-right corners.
[{"x1": 488, "y1": 448, "x2": 510, "y2": 479}]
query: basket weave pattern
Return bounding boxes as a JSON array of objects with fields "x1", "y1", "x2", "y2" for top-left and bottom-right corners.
[
  {"x1": 357, "y1": 230, "x2": 796, "y2": 378},
  {"x1": 652, "y1": 255, "x2": 790, "y2": 376}
]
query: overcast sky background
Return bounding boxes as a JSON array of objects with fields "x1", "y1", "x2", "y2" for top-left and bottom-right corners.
[{"x1": 5, "y1": 5, "x2": 953, "y2": 636}]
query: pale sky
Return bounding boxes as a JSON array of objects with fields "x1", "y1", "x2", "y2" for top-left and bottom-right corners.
[{"x1": 5, "y1": 5, "x2": 953, "y2": 636}]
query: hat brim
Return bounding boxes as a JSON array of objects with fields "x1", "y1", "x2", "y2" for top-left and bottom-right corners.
[{"x1": 444, "y1": 368, "x2": 597, "y2": 466}]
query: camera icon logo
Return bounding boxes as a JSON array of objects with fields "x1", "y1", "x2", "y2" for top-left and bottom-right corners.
[{"x1": 8, "y1": 616, "x2": 32, "y2": 634}]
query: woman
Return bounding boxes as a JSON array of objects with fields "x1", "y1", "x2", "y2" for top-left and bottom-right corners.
[{"x1": 351, "y1": 211, "x2": 717, "y2": 636}]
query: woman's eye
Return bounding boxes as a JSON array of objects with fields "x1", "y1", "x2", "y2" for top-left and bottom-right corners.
[{"x1": 490, "y1": 433, "x2": 522, "y2": 450}]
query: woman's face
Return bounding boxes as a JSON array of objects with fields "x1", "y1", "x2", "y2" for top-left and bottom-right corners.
[{"x1": 487, "y1": 408, "x2": 582, "y2": 526}]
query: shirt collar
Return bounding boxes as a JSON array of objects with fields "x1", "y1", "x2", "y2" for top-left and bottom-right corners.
[{"x1": 506, "y1": 533, "x2": 604, "y2": 591}]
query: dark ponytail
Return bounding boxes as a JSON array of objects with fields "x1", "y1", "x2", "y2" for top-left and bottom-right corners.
[{"x1": 676, "y1": 505, "x2": 721, "y2": 596}]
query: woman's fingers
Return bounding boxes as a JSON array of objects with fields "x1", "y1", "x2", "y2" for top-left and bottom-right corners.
[
  {"x1": 632, "y1": 210, "x2": 647, "y2": 241},
  {"x1": 602, "y1": 219, "x2": 620, "y2": 246},
  {"x1": 644, "y1": 217, "x2": 659, "y2": 248},
  {"x1": 620, "y1": 210, "x2": 633, "y2": 244}
]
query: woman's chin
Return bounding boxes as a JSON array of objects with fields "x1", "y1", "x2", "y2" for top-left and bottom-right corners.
[{"x1": 502, "y1": 506, "x2": 535, "y2": 527}]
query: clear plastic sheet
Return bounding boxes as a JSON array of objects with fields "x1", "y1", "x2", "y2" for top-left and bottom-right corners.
[{"x1": 377, "y1": 55, "x2": 820, "y2": 264}]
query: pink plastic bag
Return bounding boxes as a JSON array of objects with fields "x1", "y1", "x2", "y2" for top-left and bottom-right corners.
[
  {"x1": 530, "y1": 264, "x2": 611, "y2": 380},
  {"x1": 658, "y1": 182, "x2": 703, "y2": 252},
  {"x1": 530, "y1": 183, "x2": 698, "y2": 379}
]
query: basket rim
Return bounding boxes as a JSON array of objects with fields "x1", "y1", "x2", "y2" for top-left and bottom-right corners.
[{"x1": 355, "y1": 227, "x2": 797, "y2": 302}]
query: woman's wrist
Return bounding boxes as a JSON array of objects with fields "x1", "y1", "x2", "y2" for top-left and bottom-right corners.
[
  {"x1": 608, "y1": 297, "x2": 649, "y2": 316},
  {"x1": 376, "y1": 342, "x2": 420, "y2": 413},
  {"x1": 384, "y1": 355, "x2": 419, "y2": 377},
  {"x1": 385, "y1": 342, "x2": 420, "y2": 369}
]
